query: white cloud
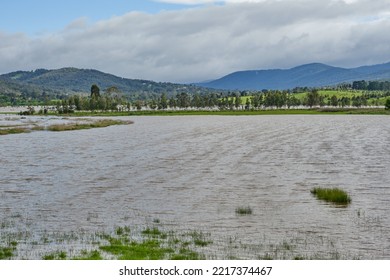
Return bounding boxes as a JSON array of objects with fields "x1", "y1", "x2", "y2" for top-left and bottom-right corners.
[{"x1": 1, "y1": 0, "x2": 390, "y2": 83}]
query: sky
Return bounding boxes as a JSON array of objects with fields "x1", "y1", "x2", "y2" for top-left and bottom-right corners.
[{"x1": 1, "y1": 0, "x2": 390, "y2": 83}]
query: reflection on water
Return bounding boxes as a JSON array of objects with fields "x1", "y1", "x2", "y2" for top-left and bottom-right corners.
[{"x1": 1, "y1": 115, "x2": 390, "y2": 259}]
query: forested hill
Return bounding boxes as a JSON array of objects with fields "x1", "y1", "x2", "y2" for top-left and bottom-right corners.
[
  {"x1": 200, "y1": 62, "x2": 390, "y2": 90},
  {"x1": 0, "y1": 67, "x2": 218, "y2": 104}
]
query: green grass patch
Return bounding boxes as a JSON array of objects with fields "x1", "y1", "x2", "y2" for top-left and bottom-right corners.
[
  {"x1": 0, "y1": 246, "x2": 16, "y2": 260},
  {"x1": 235, "y1": 206, "x2": 253, "y2": 215},
  {"x1": 311, "y1": 187, "x2": 351, "y2": 204},
  {"x1": 72, "y1": 250, "x2": 103, "y2": 260},
  {"x1": 42, "y1": 251, "x2": 67, "y2": 260},
  {"x1": 0, "y1": 240, "x2": 17, "y2": 260},
  {"x1": 92, "y1": 226, "x2": 203, "y2": 260},
  {"x1": 100, "y1": 238, "x2": 173, "y2": 260}
]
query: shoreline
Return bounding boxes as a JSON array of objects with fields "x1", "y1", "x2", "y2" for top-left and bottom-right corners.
[{"x1": 2, "y1": 106, "x2": 389, "y2": 116}]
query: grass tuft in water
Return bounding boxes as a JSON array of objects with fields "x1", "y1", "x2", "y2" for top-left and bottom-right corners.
[
  {"x1": 311, "y1": 187, "x2": 351, "y2": 204},
  {"x1": 72, "y1": 250, "x2": 103, "y2": 260},
  {"x1": 0, "y1": 246, "x2": 16, "y2": 260},
  {"x1": 42, "y1": 251, "x2": 67, "y2": 260},
  {"x1": 115, "y1": 226, "x2": 131, "y2": 236},
  {"x1": 235, "y1": 206, "x2": 253, "y2": 215},
  {"x1": 188, "y1": 231, "x2": 213, "y2": 247},
  {"x1": 141, "y1": 227, "x2": 167, "y2": 239},
  {"x1": 0, "y1": 240, "x2": 18, "y2": 260}
]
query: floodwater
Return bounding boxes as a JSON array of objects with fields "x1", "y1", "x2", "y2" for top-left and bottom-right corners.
[{"x1": 1, "y1": 115, "x2": 390, "y2": 259}]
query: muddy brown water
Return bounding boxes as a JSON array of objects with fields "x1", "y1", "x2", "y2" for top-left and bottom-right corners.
[{"x1": 1, "y1": 115, "x2": 390, "y2": 259}]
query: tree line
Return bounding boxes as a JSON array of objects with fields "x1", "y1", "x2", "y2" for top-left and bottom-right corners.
[
  {"x1": 50, "y1": 85, "x2": 390, "y2": 114},
  {"x1": 351, "y1": 80, "x2": 390, "y2": 91}
]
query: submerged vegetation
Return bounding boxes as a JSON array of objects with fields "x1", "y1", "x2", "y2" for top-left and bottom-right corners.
[
  {"x1": 311, "y1": 188, "x2": 351, "y2": 205},
  {"x1": 1, "y1": 216, "x2": 366, "y2": 260},
  {"x1": 0, "y1": 118, "x2": 133, "y2": 136},
  {"x1": 235, "y1": 206, "x2": 253, "y2": 215},
  {"x1": 46, "y1": 119, "x2": 132, "y2": 132},
  {"x1": 0, "y1": 242, "x2": 17, "y2": 260},
  {"x1": 0, "y1": 127, "x2": 30, "y2": 135},
  {"x1": 2, "y1": 197, "x2": 386, "y2": 260}
]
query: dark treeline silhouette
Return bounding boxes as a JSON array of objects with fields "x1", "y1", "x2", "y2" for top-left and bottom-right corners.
[{"x1": 351, "y1": 80, "x2": 390, "y2": 91}]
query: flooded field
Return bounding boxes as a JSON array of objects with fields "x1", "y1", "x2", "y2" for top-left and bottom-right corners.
[{"x1": 1, "y1": 115, "x2": 390, "y2": 259}]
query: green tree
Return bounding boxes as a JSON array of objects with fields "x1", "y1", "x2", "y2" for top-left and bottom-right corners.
[
  {"x1": 385, "y1": 98, "x2": 390, "y2": 110},
  {"x1": 306, "y1": 89, "x2": 320, "y2": 108},
  {"x1": 286, "y1": 95, "x2": 301, "y2": 108},
  {"x1": 159, "y1": 93, "x2": 168, "y2": 109},
  {"x1": 91, "y1": 84, "x2": 100, "y2": 98},
  {"x1": 330, "y1": 95, "x2": 338, "y2": 107},
  {"x1": 245, "y1": 98, "x2": 251, "y2": 110},
  {"x1": 105, "y1": 86, "x2": 120, "y2": 96},
  {"x1": 177, "y1": 92, "x2": 190, "y2": 108},
  {"x1": 168, "y1": 97, "x2": 177, "y2": 108}
]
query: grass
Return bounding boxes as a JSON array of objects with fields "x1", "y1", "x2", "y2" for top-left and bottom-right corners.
[
  {"x1": 115, "y1": 226, "x2": 131, "y2": 236},
  {"x1": 0, "y1": 118, "x2": 133, "y2": 136},
  {"x1": 0, "y1": 127, "x2": 30, "y2": 135},
  {"x1": 0, "y1": 246, "x2": 16, "y2": 260},
  {"x1": 0, "y1": 241, "x2": 17, "y2": 260},
  {"x1": 100, "y1": 238, "x2": 173, "y2": 260},
  {"x1": 99, "y1": 227, "x2": 203, "y2": 260},
  {"x1": 141, "y1": 227, "x2": 167, "y2": 239},
  {"x1": 188, "y1": 231, "x2": 213, "y2": 247},
  {"x1": 0, "y1": 221, "x2": 362, "y2": 260},
  {"x1": 72, "y1": 250, "x2": 103, "y2": 260},
  {"x1": 235, "y1": 206, "x2": 253, "y2": 215},
  {"x1": 42, "y1": 251, "x2": 67, "y2": 260},
  {"x1": 3, "y1": 209, "x2": 373, "y2": 260},
  {"x1": 311, "y1": 187, "x2": 351, "y2": 204},
  {"x1": 46, "y1": 119, "x2": 132, "y2": 132}
]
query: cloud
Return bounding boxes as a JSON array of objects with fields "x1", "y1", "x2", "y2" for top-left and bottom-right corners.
[{"x1": 1, "y1": 0, "x2": 390, "y2": 83}]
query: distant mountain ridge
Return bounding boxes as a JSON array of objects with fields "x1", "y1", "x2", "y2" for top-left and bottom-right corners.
[
  {"x1": 199, "y1": 62, "x2": 390, "y2": 90},
  {"x1": 2, "y1": 62, "x2": 390, "y2": 105},
  {"x1": 0, "y1": 67, "x2": 216, "y2": 101}
]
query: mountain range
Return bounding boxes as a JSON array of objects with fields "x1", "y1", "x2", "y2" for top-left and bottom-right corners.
[
  {"x1": 199, "y1": 62, "x2": 390, "y2": 90},
  {"x1": 2, "y1": 62, "x2": 390, "y2": 105}
]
